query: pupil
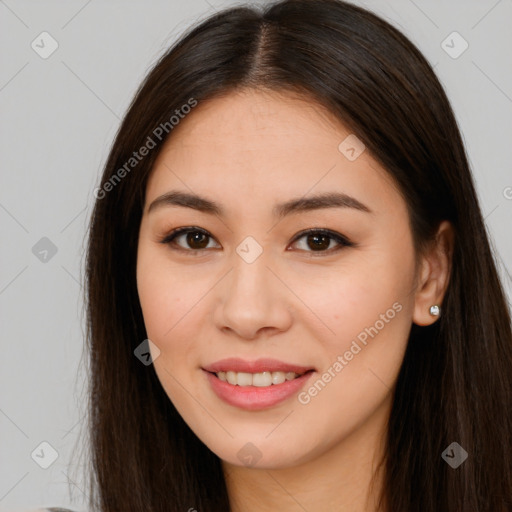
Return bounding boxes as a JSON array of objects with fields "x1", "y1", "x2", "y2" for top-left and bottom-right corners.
[
  {"x1": 188, "y1": 232, "x2": 208, "y2": 249},
  {"x1": 308, "y1": 234, "x2": 329, "y2": 251}
]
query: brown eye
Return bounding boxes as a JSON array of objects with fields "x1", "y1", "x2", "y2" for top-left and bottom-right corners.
[
  {"x1": 291, "y1": 229, "x2": 353, "y2": 255},
  {"x1": 184, "y1": 231, "x2": 210, "y2": 249},
  {"x1": 160, "y1": 227, "x2": 219, "y2": 252},
  {"x1": 305, "y1": 233, "x2": 331, "y2": 251},
  {"x1": 160, "y1": 226, "x2": 353, "y2": 256}
]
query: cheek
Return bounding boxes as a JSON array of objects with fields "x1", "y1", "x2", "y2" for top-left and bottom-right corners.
[
  {"x1": 299, "y1": 257, "x2": 412, "y2": 345},
  {"x1": 136, "y1": 251, "x2": 207, "y2": 407},
  {"x1": 291, "y1": 262, "x2": 413, "y2": 446},
  {"x1": 304, "y1": 246, "x2": 416, "y2": 393},
  {"x1": 136, "y1": 246, "x2": 202, "y2": 352}
]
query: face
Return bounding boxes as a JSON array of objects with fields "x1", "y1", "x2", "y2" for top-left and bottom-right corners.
[{"x1": 136, "y1": 88, "x2": 419, "y2": 470}]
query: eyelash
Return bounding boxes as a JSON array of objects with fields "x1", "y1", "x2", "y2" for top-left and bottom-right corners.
[{"x1": 158, "y1": 226, "x2": 354, "y2": 257}]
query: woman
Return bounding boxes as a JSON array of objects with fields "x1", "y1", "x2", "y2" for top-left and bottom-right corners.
[{"x1": 57, "y1": 0, "x2": 512, "y2": 510}]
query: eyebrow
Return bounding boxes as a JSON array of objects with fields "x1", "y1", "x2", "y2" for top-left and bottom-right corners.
[{"x1": 147, "y1": 190, "x2": 372, "y2": 218}]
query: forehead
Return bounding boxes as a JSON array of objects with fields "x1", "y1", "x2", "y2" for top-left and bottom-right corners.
[
  {"x1": 145, "y1": 89, "x2": 403, "y2": 217},
  {"x1": 163, "y1": 88, "x2": 346, "y2": 152}
]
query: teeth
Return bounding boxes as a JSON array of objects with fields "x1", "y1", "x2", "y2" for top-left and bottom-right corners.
[
  {"x1": 236, "y1": 372, "x2": 253, "y2": 386},
  {"x1": 272, "y1": 371, "x2": 286, "y2": 385},
  {"x1": 226, "y1": 371, "x2": 237, "y2": 385},
  {"x1": 253, "y1": 371, "x2": 272, "y2": 387},
  {"x1": 215, "y1": 370, "x2": 302, "y2": 386}
]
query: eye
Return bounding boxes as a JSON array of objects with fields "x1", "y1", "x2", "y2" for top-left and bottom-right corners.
[
  {"x1": 159, "y1": 226, "x2": 354, "y2": 256},
  {"x1": 289, "y1": 228, "x2": 354, "y2": 256},
  {"x1": 159, "y1": 226, "x2": 219, "y2": 254}
]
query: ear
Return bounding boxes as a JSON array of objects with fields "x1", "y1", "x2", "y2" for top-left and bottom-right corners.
[{"x1": 412, "y1": 220, "x2": 454, "y2": 326}]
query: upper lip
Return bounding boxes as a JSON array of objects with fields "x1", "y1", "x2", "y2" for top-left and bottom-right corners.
[{"x1": 202, "y1": 358, "x2": 315, "y2": 374}]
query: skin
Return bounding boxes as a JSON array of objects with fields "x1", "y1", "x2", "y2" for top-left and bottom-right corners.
[{"x1": 136, "y1": 88, "x2": 453, "y2": 511}]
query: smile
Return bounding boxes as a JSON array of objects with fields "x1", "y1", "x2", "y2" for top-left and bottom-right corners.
[
  {"x1": 215, "y1": 370, "x2": 305, "y2": 387},
  {"x1": 202, "y1": 358, "x2": 315, "y2": 410}
]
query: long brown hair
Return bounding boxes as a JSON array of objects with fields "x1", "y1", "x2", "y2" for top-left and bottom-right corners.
[{"x1": 79, "y1": 0, "x2": 512, "y2": 510}]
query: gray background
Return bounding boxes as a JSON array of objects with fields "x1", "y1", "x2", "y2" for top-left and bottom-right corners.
[{"x1": 1, "y1": 0, "x2": 511, "y2": 510}]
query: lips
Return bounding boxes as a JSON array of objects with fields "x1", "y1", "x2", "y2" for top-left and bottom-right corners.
[
  {"x1": 202, "y1": 358, "x2": 316, "y2": 410},
  {"x1": 202, "y1": 357, "x2": 315, "y2": 374}
]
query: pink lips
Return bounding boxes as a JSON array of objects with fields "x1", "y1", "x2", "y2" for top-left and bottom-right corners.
[
  {"x1": 202, "y1": 357, "x2": 314, "y2": 374},
  {"x1": 202, "y1": 358, "x2": 315, "y2": 411}
]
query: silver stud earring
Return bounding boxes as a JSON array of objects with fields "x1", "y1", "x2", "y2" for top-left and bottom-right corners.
[{"x1": 429, "y1": 304, "x2": 441, "y2": 317}]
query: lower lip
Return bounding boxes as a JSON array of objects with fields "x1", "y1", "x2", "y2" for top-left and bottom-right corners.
[{"x1": 203, "y1": 370, "x2": 314, "y2": 411}]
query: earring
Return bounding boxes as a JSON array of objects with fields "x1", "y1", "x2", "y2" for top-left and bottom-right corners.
[{"x1": 429, "y1": 304, "x2": 441, "y2": 317}]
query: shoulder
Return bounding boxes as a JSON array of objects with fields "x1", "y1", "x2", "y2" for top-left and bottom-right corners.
[
  {"x1": 22, "y1": 509, "x2": 77, "y2": 512},
  {"x1": 26, "y1": 509, "x2": 76, "y2": 512},
  {"x1": 43, "y1": 508, "x2": 77, "y2": 512}
]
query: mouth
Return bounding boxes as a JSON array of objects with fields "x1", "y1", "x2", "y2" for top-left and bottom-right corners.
[
  {"x1": 212, "y1": 369, "x2": 312, "y2": 387},
  {"x1": 202, "y1": 357, "x2": 315, "y2": 375},
  {"x1": 202, "y1": 358, "x2": 316, "y2": 410}
]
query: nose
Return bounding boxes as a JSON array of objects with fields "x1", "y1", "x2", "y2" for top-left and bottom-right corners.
[{"x1": 213, "y1": 249, "x2": 293, "y2": 341}]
